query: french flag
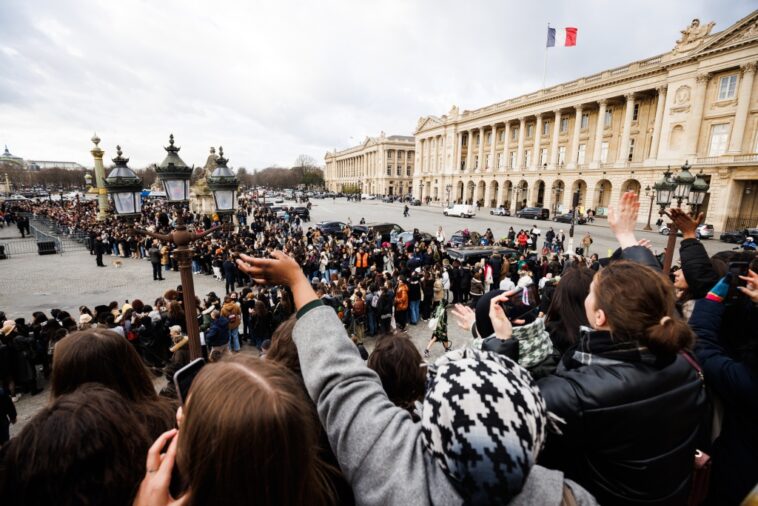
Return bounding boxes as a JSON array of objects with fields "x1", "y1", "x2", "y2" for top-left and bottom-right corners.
[{"x1": 547, "y1": 26, "x2": 578, "y2": 47}]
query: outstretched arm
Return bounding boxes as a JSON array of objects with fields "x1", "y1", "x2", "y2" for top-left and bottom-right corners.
[
  {"x1": 190, "y1": 225, "x2": 221, "y2": 242},
  {"x1": 133, "y1": 227, "x2": 172, "y2": 243}
]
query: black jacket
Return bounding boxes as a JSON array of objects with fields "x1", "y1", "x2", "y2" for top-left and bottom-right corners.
[
  {"x1": 536, "y1": 330, "x2": 707, "y2": 506},
  {"x1": 679, "y1": 239, "x2": 718, "y2": 299}
]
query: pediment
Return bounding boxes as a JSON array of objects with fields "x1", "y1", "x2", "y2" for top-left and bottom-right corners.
[
  {"x1": 694, "y1": 11, "x2": 758, "y2": 54},
  {"x1": 415, "y1": 115, "x2": 443, "y2": 134}
]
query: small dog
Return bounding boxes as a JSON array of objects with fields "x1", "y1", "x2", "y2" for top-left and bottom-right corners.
[{"x1": 112, "y1": 259, "x2": 123, "y2": 268}]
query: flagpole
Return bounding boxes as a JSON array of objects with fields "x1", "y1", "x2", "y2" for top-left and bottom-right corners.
[{"x1": 542, "y1": 22, "x2": 549, "y2": 89}]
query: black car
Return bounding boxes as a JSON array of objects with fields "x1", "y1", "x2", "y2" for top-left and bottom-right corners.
[
  {"x1": 446, "y1": 246, "x2": 520, "y2": 265},
  {"x1": 553, "y1": 212, "x2": 587, "y2": 224},
  {"x1": 516, "y1": 207, "x2": 550, "y2": 220},
  {"x1": 316, "y1": 221, "x2": 347, "y2": 238},
  {"x1": 369, "y1": 223, "x2": 404, "y2": 243},
  {"x1": 410, "y1": 199, "x2": 421, "y2": 206},
  {"x1": 292, "y1": 206, "x2": 310, "y2": 221},
  {"x1": 720, "y1": 227, "x2": 758, "y2": 243}
]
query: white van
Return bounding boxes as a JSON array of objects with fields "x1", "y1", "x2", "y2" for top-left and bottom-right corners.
[{"x1": 443, "y1": 204, "x2": 476, "y2": 218}]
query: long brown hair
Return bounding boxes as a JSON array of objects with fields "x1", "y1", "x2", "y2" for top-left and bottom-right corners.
[
  {"x1": 367, "y1": 335, "x2": 425, "y2": 414},
  {"x1": 177, "y1": 356, "x2": 334, "y2": 506},
  {"x1": 595, "y1": 261, "x2": 694, "y2": 356},
  {"x1": 51, "y1": 329, "x2": 175, "y2": 437}
]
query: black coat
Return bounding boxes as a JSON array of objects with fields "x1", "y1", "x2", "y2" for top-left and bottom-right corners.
[{"x1": 536, "y1": 330, "x2": 707, "y2": 506}]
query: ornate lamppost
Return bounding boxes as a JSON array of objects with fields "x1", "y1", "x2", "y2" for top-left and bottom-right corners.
[
  {"x1": 206, "y1": 146, "x2": 240, "y2": 221},
  {"x1": 552, "y1": 183, "x2": 564, "y2": 215},
  {"x1": 103, "y1": 146, "x2": 143, "y2": 218},
  {"x1": 655, "y1": 162, "x2": 709, "y2": 273},
  {"x1": 445, "y1": 183, "x2": 452, "y2": 207},
  {"x1": 155, "y1": 134, "x2": 193, "y2": 203}
]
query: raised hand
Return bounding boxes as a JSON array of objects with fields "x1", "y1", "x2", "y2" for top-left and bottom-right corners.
[
  {"x1": 608, "y1": 191, "x2": 640, "y2": 249},
  {"x1": 450, "y1": 304, "x2": 476, "y2": 332},
  {"x1": 738, "y1": 269, "x2": 758, "y2": 303},
  {"x1": 133, "y1": 429, "x2": 187, "y2": 506},
  {"x1": 488, "y1": 293, "x2": 513, "y2": 341},
  {"x1": 666, "y1": 208, "x2": 703, "y2": 240}
]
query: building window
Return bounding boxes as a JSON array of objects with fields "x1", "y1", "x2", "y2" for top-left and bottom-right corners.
[
  {"x1": 500, "y1": 129, "x2": 505, "y2": 142},
  {"x1": 462, "y1": 135, "x2": 467, "y2": 146},
  {"x1": 460, "y1": 160, "x2": 465, "y2": 170},
  {"x1": 524, "y1": 150, "x2": 531, "y2": 167},
  {"x1": 526, "y1": 124, "x2": 534, "y2": 138},
  {"x1": 560, "y1": 117, "x2": 569, "y2": 133},
  {"x1": 498, "y1": 152, "x2": 504, "y2": 168},
  {"x1": 406, "y1": 166, "x2": 411, "y2": 176},
  {"x1": 628, "y1": 138, "x2": 635, "y2": 161},
  {"x1": 600, "y1": 142, "x2": 609, "y2": 163},
  {"x1": 396, "y1": 167, "x2": 401, "y2": 176},
  {"x1": 540, "y1": 147, "x2": 548, "y2": 166},
  {"x1": 708, "y1": 123, "x2": 730, "y2": 156},
  {"x1": 558, "y1": 146, "x2": 566, "y2": 165},
  {"x1": 580, "y1": 113, "x2": 589, "y2": 129},
  {"x1": 477, "y1": 134, "x2": 481, "y2": 147},
  {"x1": 577, "y1": 144, "x2": 586, "y2": 165},
  {"x1": 487, "y1": 132, "x2": 492, "y2": 145},
  {"x1": 604, "y1": 108, "x2": 613, "y2": 128},
  {"x1": 386, "y1": 167, "x2": 391, "y2": 176},
  {"x1": 512, "y1": 127, "x2": 519, "y2": 141},
  {"x1": 474, "y1": 156, "x2": 479, "y2": 169},
  {"x1": 509, "y1": 151, "x2": 516, "y2": 168},
  {"x1": 718, "y1": 75, "x2": 737, "y2": 100},
  {"x1": 542, "y1": 121, "x2": 550, "y2": 136},
  {"x1": 632, "y1": 103, "x2": 639, "y2": 122}
]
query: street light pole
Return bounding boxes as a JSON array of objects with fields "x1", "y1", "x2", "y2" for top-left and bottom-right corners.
[{"x1": 644, "y1": 185, "x2": 654, "y2": 231}]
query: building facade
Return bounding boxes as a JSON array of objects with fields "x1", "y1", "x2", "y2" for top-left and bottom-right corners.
[
  {"x1": 413, "y1": 12, "x2": 758, "y2": 231},
  {"x1": 324, "y1": 132, "x2": 415, "y2": 196}
]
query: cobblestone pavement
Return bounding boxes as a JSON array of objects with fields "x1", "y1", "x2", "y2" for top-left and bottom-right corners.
[{"x1": 1, "y1": 199, "x2": 733, "y2": 436}]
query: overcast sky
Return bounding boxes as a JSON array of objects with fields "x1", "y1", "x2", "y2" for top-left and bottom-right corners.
[{"x1": 0, "y1": 0, "x2": 753, "y2": 170}]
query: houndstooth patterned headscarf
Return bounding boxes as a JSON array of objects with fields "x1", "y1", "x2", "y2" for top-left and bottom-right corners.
[{"x1": 422, "y1": 348, "x2": 548, "y2": 505}]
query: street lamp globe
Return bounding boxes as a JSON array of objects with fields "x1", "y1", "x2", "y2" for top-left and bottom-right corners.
[
  {"x1": 104, "y1": 146, "x2": 143, "y2": 217},
  {"x1": 207, "y1": 146, "x2": 239, "y2": 215},
  {"x1": 653, "y1": 169, "x2": 676, "y2": 208},
  {"x1": 155, "y1": 134, "x2": 193, "y2": 202},
  {"x1": 673, "y1": 161, "x2": 696, "y2": 200},
  {"x1": 689, "y1": 171, "x2": 710, "y2": 206},
  {"x1": 84, "y1": 173, "x2": 93, "y2": 187}
]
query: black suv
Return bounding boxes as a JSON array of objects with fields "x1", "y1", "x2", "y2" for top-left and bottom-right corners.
[
  {"x1": 720, "y1": 227, "x2": 758, "y2": 243},
  {"x1": 292, "y1": 206, "x2": 310, "y2": 221},
  {"x1": 316, "y1": 221, "x2": 347, "y2": 238},
  {"x1": 553, "y1": 212, "x2": 586, "y2": 224},
  {"x1": 516, "y1": 207, "x2": 550, "y2": 220}
]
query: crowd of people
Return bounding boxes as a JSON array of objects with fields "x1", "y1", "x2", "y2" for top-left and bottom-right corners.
[{"x1": 0, "y1": 191, "x2": 756, "y2": 505}]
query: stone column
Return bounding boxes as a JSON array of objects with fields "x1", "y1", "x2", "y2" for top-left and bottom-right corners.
[
  {"x1": 549, "y1": 109, "x2": 562, "y2": 167},
  {"x1": 489, "y1": 125, "x2": 497, "y2": 171},
  {"x1": 648, "y1": 86, "x2": 668, "y2": 161},
  {"x1": 516, "y1": 117, "x2": 526, "y2": 169},
  {"x1": 455, "y1": 132, "x2": 463, "y2": 173},
  {"x1": 728, "y1": 62, "x2": 757, "y2": 154},
  {"x1": 568, "y1": 105, "x2": 583, "y2": 168},
  {"x1": 617, "y1": 93, "x2": 635, "y2": 163},
  {"x1": 684, "y1": 73, "x2": 711, "y2": 159},
  {"x1": 477, "y1": 128, "x2": 485, "y2": 171},
  {"x1": 496, "y1": 179, "x2": 505, "y2": 206},
  {"x1": 503, "y1": 122, "x2": 511, "y2": 169},
  {"x1": 591, "y1": 99, "x2": 607, "y2": 166},
  {"x1": 465, "y1": 130, "x2": 473, "y2": 171},
  {"x1": 90, "y1": 135, "x2": 108, "y2": 221},
  {"x1": 532, "y1": 115, "x2": 543, "y2": 170}
]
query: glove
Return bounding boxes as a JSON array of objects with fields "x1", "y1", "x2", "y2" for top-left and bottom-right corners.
[{"x1": 706, "y1": 274, "x2": 731, "y2": 303}]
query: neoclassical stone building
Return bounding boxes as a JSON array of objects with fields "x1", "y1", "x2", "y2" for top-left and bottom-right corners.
[
  {"x1": 413, "y1": 11, "x2": 758, "y2": 231},
  {"x1": 324, "y1": 132, "x2": 415, "y2": 196}
]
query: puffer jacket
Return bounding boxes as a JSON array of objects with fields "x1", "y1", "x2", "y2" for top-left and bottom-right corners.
[
  {"x1": 535, "y1": 329, "x2": 707, "y2": 506},
  {"x1": 679, "y1": 238, "x2": 719, "y2": 298},
  {"x1": 394, "y1": 283, "x2": 409, "y2": 311}
]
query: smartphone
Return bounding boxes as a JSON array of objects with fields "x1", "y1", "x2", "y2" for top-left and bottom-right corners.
[
  {"x1": 728, "y1": 261, "x2": 749, "y2": 301},
  {"x1": 173, "y1": 358, "x2": 205, "y2": 405}
]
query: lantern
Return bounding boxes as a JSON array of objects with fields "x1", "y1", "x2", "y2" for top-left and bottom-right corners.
[
  {"x1": 207, "y1": 146, "x2": 239, "y2": 214},
  {"x1": 104, "y1": 146, "x2": 143, "y2": 216},
  {"x1": 155, "y1": 134, "x2": 192, "y2": 202}
]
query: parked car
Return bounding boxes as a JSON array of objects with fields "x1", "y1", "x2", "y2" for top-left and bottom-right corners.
[
  {"x1": 720, "y1": 227, "x2": 758, "y2": 243},
  {"x1": 410, "y1": 199, "x2": 421, "y2": 206},
  {"x1": 696, "y1": 224, "x2": 714, "y2": 240},
  {"x1": 516, "y1": 207, "x2": 550, "y2": 220},
  {"x1": 448, "y1": 230, "x2": 472, "y2": 247},
  {"x1": 444, "y1": 204, "x2": 476, "y2": 218},
  {"x1": 316, "y1": 221, "x2": 347, "y2": 239},
  {"x1": 490, "y1": 207, "x2": 510, "y2": 216},
  {"x1": 553, "y1": 212, "x2": 587, "y2": 224}
]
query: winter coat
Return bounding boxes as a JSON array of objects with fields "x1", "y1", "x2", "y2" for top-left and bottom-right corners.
[
  {"x1": 221, "y1": 302, "x2": 241, "y2": 330},
  {"x1": 534, "y1": 329, "x2": 707, "y2": 506},
  {"x1": 689, "y1": 299, "x2": 758, "y2": 505},
  {"x1": 679, "y1": 238, "x2": 719, "y2": 299},
  {"x1": 204, "y1": 316, "x2": 229, "y2": 347},
  {"x1": 394, "y1": 283, "x2": 409, "y2": 311}
]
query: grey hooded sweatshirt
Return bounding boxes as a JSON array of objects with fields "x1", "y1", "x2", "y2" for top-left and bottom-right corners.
[{"x1": 293, "y1": 302, "x2": 597, "y2": 506}]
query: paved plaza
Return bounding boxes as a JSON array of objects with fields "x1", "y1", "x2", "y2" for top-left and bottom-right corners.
[{"x1": 0, "y1": 199, "x2": 735, "y2": 436}]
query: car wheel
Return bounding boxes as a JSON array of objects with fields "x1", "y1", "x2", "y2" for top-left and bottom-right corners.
[
  {"x1": 443, "y1": 211, "x2": 447, "y2": 216},
  {"x1": 489, "y1": 211, "x2": 494, "y2": 215},
  {"x1": 661, "y1": 229, "x2": 669, "y2": 236}
]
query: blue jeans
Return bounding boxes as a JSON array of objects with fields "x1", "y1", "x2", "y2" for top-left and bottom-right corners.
[
  {"x1": 409, "y1": 300, "x2": 420, "y2": 324},
  {"x1": 367, "y1": 311, "x2": 377, "y2": 336},
  {"x1": 228, "y1": 327, "x2": 240, "y2": 352}
]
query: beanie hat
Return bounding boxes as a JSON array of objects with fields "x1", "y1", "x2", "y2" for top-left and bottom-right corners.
[{"x1": 422, "y1": 348, "x2": 548, "y2": 504}]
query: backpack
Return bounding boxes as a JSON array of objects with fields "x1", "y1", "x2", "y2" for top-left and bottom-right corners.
[
  {"x1": 353, "y1": 298, "x2": 366, "y2": 317},
  {"x1": 371, "y1": 292, "x2": 380, "y2": 308}
]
